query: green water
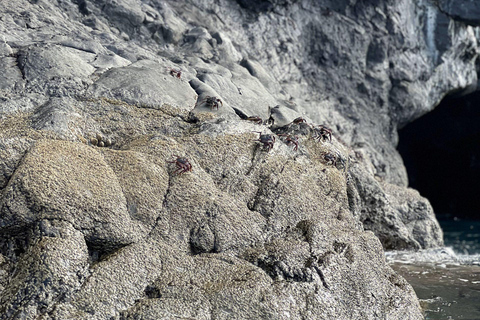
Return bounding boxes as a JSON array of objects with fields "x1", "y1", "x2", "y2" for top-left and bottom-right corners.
[{"x1": 388, "y1": 220, "x2": 480, "y2": 320}]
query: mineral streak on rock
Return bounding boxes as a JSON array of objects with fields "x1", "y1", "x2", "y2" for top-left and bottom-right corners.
[{"x1": 1, "y1": 0, "x2": 475, "y2": 318}]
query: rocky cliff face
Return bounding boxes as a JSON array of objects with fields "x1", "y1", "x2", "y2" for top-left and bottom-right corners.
[{"x1": 0, "y1": 0, "x2": 476, "y2": 319}]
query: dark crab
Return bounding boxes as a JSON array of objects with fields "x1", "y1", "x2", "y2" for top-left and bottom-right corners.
[
  {"x1": 312, "y1": 125, "x2": 332, "y2": 142},
  {"x1": 265, "y1": 116, "x2": 275, "y2": 127},
  {"x1": 279, "y1": 134, "x2": 299, "y2": 151},
  {"x1": 246, "y1": 116, "x2": 263, "y2": 125},
  {"x1": 200, "y1": 96, "x2": 223, "y2": 110},
  {"x1": 167, "y1": 156, "x2": 192, "y2": 175},
  {"x1": 320, "y1": 152, "x2": 337, "y2": 166},
  {"x1": 169, "y1": 68, "x2": 182, "y2": 79},
  {"x1": 253, "y1": 131, "x2": 275, "y2": 152},
  {"x1": 290, "y1": 117, "x2": 307, "y2": 125}
]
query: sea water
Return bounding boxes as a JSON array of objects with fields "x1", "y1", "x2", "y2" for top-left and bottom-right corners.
[{"x1": 386, "y1": 220, "x2": 480, "y2": 320}]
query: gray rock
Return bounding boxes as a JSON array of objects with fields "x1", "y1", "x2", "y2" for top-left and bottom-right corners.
[
  {"x1": 195, "y1": 63, "x2": 278, "y2": 119},
  {"x1": 0, "y1": 42, "x2": 13, "y2": 57},
  {"x1": 0, "y1": 137, "x2": 33, "y2": 190},
  {"x1": 145, "y1": 2, "x2": 188, "y2": 45},
  {"x1": 188, "y1": 60, "x2": 279, "y2": 121},
  {"x1": 0, "y1": 56, "x2": 24, "y2": 94},
  {"x1": 89, "y1": 59, "x2": 197, "y2": 110},
  {"x1": 0, "y1": 139, "x2": 139, "y2": 250},
  {"x1": 100, "y1": 149, "x2": 169, "y2": 236},
  {"x1": 383, "y1": 182, "x2": 444, "y2": 249},
  {"x1": 90, "y1": 52, "x2": 131, "y2": 70},
  {"x1": 189, "y1": 77, "x2": 238, "y2": 119},
  {"x1": 0, "y1": 111, "x2": 424, "y2": 320},
  {"x1": 98, "y1": 0, "x2": 145, "y2": 36},
  {"x1": 269, "y1": 104, "x2": 310, "y2": 128},
  {"x1": 190, "y1": 222, "x2": 216, "y2": 254},
  {"x1": 17, "y1": 44, "x2": 96, "y2": 95},
  {"x1": 30, "y1": 97, "x2": 83, "y2": 140},
  {"x1": 349, "y1": 159, "x2": 443, "y2": 250},
  {"x1": 0, "y1": 220, "x2": 89, "y2": 319},
  {"x1": 212, "y1": 31, "x2": 243, "y2": 63},
  {"x1": 241, "y1": 58, "x2": 283, "y2": 94}
]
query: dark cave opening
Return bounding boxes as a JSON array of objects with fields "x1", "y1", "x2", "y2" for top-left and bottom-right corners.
[{"x1": 397, "y1": 91, "x2": 480, "y2": 221}]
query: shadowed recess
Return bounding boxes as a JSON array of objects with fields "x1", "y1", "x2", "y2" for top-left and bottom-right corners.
[{"x1": 398, "y1": 91, "x2": 480, "y2": 220}]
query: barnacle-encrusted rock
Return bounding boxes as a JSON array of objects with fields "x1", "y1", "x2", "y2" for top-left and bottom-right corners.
[
  {"x1": 0, "y1": 115, "x2": 425, "y2": 318},
  {"x1": 0, "y1": 220, "x2": 89, "y2": 319},
  {"x1": 0, "y1": 139, "x2": 139, "y2": 250}
]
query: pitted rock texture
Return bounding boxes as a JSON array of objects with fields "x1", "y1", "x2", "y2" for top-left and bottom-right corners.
[
  {"x1": 1, "y1": 0, "x2": 474, "y2": 318},
  {"x1": 0, "y1": 104, "x2": 424, "y2": 319},
  {"x1": 1, "y1": 139, "x2": 139, "y2": 250}
]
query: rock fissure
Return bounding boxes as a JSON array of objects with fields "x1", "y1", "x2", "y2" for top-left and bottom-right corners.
[{"x1": 13, "y1": 51, "x2": 26, "y2": 82}]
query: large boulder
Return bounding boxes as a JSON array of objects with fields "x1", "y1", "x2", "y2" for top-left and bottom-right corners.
[
  {"x1": 1, "y1": 139, "x2": 139, "y2": 250},
  {"x1": 88, "y1": 59, "x2": 198, "y2": 110},
  {"x1": 0, "y1": 116, "x2": 424, "y2": 319}
]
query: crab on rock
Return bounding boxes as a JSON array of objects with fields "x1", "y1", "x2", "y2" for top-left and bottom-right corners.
[
  {"x1": 167, "y1": 156, "x2": 192, "y2": 175},
  {"x1": 320, "y1": 152, "x2": 337, "y2": 166},
  {"x1": 253, "y1": 131, "x2": 276, "y2": 152},
  {"x1": 279, "y1": 134, "x2": 299, "y2": 151},
  {"x1": 200, "y1": 96, "x2": 223, "y2": 110},
  {"x1": 312, "y1": 125, "x2": 332, "y2": 142},
  {"x1": 169, "y1": 68, "x2": 182, "y2": 79},
  {"x1": 246, "y1": 116, "x2": 263, "y2": 125},
  {"x1": 290, "y1": 117, "x2": 307, "y2": 125}
]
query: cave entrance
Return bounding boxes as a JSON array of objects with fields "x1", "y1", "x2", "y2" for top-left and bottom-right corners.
[{"x1": 397, "y1": 91, "x2": 480, "y2": 221}]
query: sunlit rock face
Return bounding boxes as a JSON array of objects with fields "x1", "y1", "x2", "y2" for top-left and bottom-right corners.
[{"x1": 1, "y1": 0, "x2": 478, "y2": 318}]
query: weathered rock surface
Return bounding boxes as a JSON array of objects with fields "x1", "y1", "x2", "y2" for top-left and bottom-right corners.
[
  {"x1": 2, "y1": 0, "x2": 476, "y2": 318},
  {"x1": 0, "y1": 102, "x2": 425, "y2": 319},
  {"x1": 88, "y1": 59, "x2": 197, "y2": 110},
  {"x1": 1, "y1": 139, "x2": 139, "y2": 249}
]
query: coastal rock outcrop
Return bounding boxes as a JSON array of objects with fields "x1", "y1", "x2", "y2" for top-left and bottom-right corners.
[
  {"x1": 0, "y1": 105, "x2": 423, "y2": 319},
  {"x1": 1, "y1": 0, "x2": 476, "y2": 318}
]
